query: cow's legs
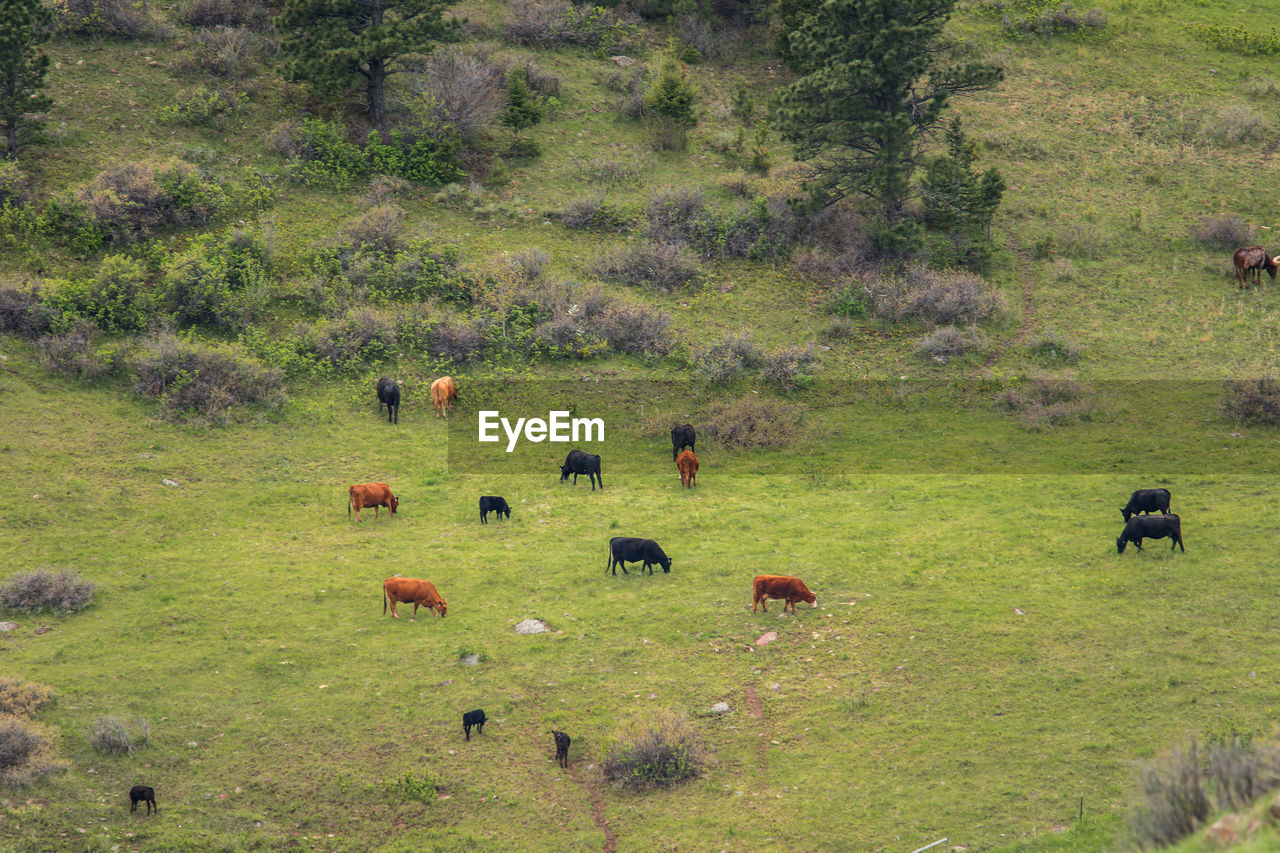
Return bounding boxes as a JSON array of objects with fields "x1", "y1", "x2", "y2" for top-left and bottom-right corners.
[{"x1": 388, "y1": 599, "x2": 399, "y2": 618}]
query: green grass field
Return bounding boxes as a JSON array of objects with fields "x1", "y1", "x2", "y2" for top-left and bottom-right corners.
[{"x1": 6, "y1": 0, "x2": 1280, "y2": 849}]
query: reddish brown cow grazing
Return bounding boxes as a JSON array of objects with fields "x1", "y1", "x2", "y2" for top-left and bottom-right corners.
[
  {"x1": 348, "y1": 483, "x2": 398, "y2": 522},
  {"x1": 1233, "y1": 246, "x2": 1280, "y2": 289},
  {"x1": 676, "y1": 449, "x2": 699, "y2": 488},
  {"x1": 430, "y1": 376, "x2": 458, "y2": 418},
  {"x1": 752, "y1": 575, "x2": 816, "y2": 614},
  {"x1": 383, "y1": 577, "x2": 447, "y2": 619}
]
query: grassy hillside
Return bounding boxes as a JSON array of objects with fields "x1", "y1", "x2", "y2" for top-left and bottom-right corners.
[{"x1": 4, "y1": 0, "x2": 1280, "y2": 850}]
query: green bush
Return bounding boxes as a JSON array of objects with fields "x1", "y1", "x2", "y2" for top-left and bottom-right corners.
[
  {"x1": 505, "y1": 0, "x2": 644, "y2": 54},
  {"x1": 278, "y1": 120, "x2": 463, "y2": 188},
  {"x1": 76, "y1": 159, "x2": 229, "y2": 243},
  {"x1": 49, "y1": 0, "x2": 149, "y2": 37},
  {"x1": 157, "y1": 86, "x2": 248, "y2": 129},
  {"x1": 160, "y1": 231, "x2": 272, "y2": 331},
  {"x1": 552, "y1": 197, "x2": 637, "y2": 232},
  {"x1": 0, "y1": 161, "x2": 28, "y2": 205},
  {"x1": 603, "y1": 711, "x2": 705, "y2": 792},
  {"x1": 692, "y1": 332, "x2": 761, "y2": 384},
  {"x1": 37, "y1": 320, "x2": 126, "y2": 381},
  {"x1": 1188, "y1": 23, "x2": 1280, "y2": 56},
  {"x1": 132, "y1": 334, "x2": 286, "y2": 419},
  {"x1": 43, "y1": 255, "x2": 154, "y2": 333}
]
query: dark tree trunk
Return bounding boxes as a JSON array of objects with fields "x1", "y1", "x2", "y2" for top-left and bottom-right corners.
[{"x1": 367, "y1": 57, "x2": 388, "y2": 132}]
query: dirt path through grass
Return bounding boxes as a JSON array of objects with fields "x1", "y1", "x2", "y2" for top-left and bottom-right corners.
[{"x1": 570, "y1": 767, "x2": 618, "y2": 853}]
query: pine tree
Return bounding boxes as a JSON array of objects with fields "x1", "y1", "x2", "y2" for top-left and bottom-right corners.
[
  {"x1": 499, "y1": 67, "x2": 542, "y2": 148},
  {"x1": 645, "y1": 55, "x2": 697, "y2": 150},
  {"x1": 773, "y1": 0, "x2": 1002, "y2": 228},
  {"x1": 0, "y1": 0, "x2": 53, "y2": 160},
  {"x1": 920, "y1": 117, "x2": 1005, "y2": 238},
  {"x1": 275, "y1": 0, "x2": 458, "y2": 132}
]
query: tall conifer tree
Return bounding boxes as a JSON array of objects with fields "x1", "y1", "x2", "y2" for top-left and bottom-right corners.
[{"x1": 0, "y1": 0, "x2": 53, "y2": 159}]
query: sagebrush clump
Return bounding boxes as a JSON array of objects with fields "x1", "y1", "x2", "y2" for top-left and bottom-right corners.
[
  {"x1": 91, "y1": 716, "x2": 151, "y2": 755},
  {"x1": 0, "y1": 678, "x2": 55, "y2": 719},
  {"x1": 0, "y1": 569, "x2": 96, "y2": 614},
  {"x1": 1222, "y1": 377, "x2": 1280, "y2": 425},
  {"x1": 591, "y1": 242, "x2": 702, "y2": 290},
  {"x1": 603, "y1": 711, "x2": 705, "y2": 791},
  {"x1": 701, "y1": 398, "x2": 802, "y2": 450},
  {"x1": 131, "y1": 335, "x2": 286, "y2": 418}
]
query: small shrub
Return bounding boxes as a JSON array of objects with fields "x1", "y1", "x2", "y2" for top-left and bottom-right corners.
[
  {"x1": 1242, "y1": 76, "x2": 1280, "y2": 99},
  {"x1": 178, "y1": 0, "x2": 272, "y2": 29},
  {"x1": 0, "y1": 678, "x2": 55, "y2": 719},
  {"x1": 385, "y1": 771, "x2": 438, "y2": 803},
  {"x1": 572, "y1": 156, "x2": 645, "y2": 188},
  {"x1": 603, "y1": 711, "x2": 705, "y2": 792},
  {"x1": 160, "y1": 231, "x2": 272, "y2": 331},
  {"x1": 175, "y1": 27, "x2": 265, "y2": 79},
  {"x1": 1222, "y1": 376, "x2": 1280, "y2": 425},
  {"x1": 90, "y1": 716, "x2": 133, "y2": 755},
  {"x1": 1128, "y1": 742, "x2": 1210, "y2": 849},
  {"x1": 996, "y1": 377, "x2": 1094, "y2": 430},
  {"x1": 1055, "y1": 223, "x2": 1104, "y2": 259},
  {"x1": 132, "y1": 334, "x2": 286, "y2": 418},
  {"x1": 0, "y1": 161, "x2": 28, "y2": 206},
  {"x1": 676, "y1": 12, "x2": 743, "y2": 61},
  {"x1": 0, "y1": 718, "x2": 40, "y2": 772},
  {"x1": 916, "y1": 326, "x2": 985, "y2": 363},
  {"x1": 0, "y1": 568, "x2": 96, "y2": 614},
  {"x1": 1202, "y1": 105, "x2": 1267, "y2": 146},
  {"x1": 157, "y1": 86, "x2": 247, "y2": 129},
  {"x1": 49, "y1": 0, "x2": 149, "y2": 37},
  {"x1": 429, "y1": 317, "x2": 487, "y2": 363},
  {"x1": 43, "y1": 255, "x2": 154, "y2": 333},
  {"x1": 858, "y1": 265, "x2": 1005, "y2": 326},
  {"x1": 402, "y1": 49, "x2": 505, "y2": 145},
  {"x1": 551, "y1": 197, "x2": 636, "y2": 232},
  {"x1": 591, "y1": 301, "x2": 673, "y2": 357},
  {"x1": 701, "y1": 398, "x2": 801, "y2": 450},
  {"x1": 761, "y1": 345, "x2": 816, "y2": 391},
  {"x1": 0, "y1": 285, "x2": 55, "y2": 339},
  {"x1": 1025, "y1": 327, "x2": 1081, "y2": 365},
  {"x1": 591, "y1": 242, "x2": 702, "y2": 290},
  {"x1": 306, "y1": 308, "x2": 398, "y2": 368},
  {"x1": 77, "y1": 159, "x2": 228, "y2": 243},
  {"x1": 691, "y1": 332, "x2": 761, "y2": 384},
  {"x1": 37, "y1": 320, "x2": 124, "y2": 381},
  {"x1": 507, "y1": 248, "x2": 549, "y2": 283},
  {"x1": 505, "y1": 0, "x2": 644, "y2": 54},
  {"x1": 1188, "y1": 24, "x2": 1280, "y2": 57},
  {"x1": 342, "y1": 205, "x2": 405, "y2": 254}
]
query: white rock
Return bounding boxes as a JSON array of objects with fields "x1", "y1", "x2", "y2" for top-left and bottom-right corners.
[
  {"x1": 710, "y1": 701, "x2": 731, "y2": 715},
  {"x1": 0, "y1": 622, "x2": 17, "y2": 633},
  {"x1": 515, "y1": 619, "x2": 550, "y2": 634},
  {"x1": 162, "y1": 479, "x2": 180, "y2": 487}
]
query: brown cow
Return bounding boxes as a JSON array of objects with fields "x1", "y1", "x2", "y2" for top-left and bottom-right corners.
[
  {"x1": 1233, "y1": 246, "x2": 1280, "y2": 289},
  {"x1": 383, "y1": 577, "x2": 447, "y2": 619},
  {"x1": 430, "y1": 376, "x2": 458, "y2": 418},
  {"x1": 676, "y1": 449, "x2": 698, "y2": 488},
  {"x1": 348, "y1": 483, "x2": 398, "y2": 522},
  {"x1": 752, "y1": 575, "x2": 816, "y2": 614}
]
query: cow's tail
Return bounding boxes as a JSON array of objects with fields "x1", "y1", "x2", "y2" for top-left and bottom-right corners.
[
  {"x1": 347, "y1": 490, "x2": 352, "y2": 519},
  {"x1": 383, "y1": 589, "x2": 387, "y2": 615}
]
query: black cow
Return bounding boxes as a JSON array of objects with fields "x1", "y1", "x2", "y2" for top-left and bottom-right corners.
[
  {"x1": 479, "y1": 496, "x2": 511, "y2": 524},
  {"x1": 552, "y1": 730, "x2": 571, "y2": 768},
  {"x1": 671, "y1": 424, "x2": 695, "y2": 462},
  {"x1": 463, "y1": 709, "x2": 487, "y2": 741},
  {"x1": 377, "y1": 377, "x2": 401, "y2": 424},
  {"x1": 1117, "y1": 513, "x2": 1184, "y2": 553},
  {"x1": 559, "y1": 449, "x2": 603, "y2": 490},
  {"x1": 1121, "y1": 488, "x2": 1171, "y2": 522},
  {"x1": 607, "y1": 537, "x2": 672, "y2": 575},
  {"x1": 129, "y1": 785, "x2": 156, "y2": 815}
]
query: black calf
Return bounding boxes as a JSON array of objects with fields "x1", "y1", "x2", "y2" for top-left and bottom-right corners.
[
  {"x1": 552, "y1": 730, "x2": 570, "y2": 768},
  {"x1": 129, "y1": 785, "x2": 156, "y2": 815},
  {"x1": 463, "y1": 709, "x2": 487, "y2": 741}
]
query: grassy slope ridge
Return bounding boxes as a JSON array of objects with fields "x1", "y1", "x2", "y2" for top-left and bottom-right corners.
[{"x1": 4, "y1": 0, "x2": 1280, "y2": 850}]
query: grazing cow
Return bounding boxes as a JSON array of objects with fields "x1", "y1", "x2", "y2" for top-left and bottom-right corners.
[
  {"x1": 129, "y1": 786, "x2": 156, "y2": 815},
  {"x1": 430, "y1": 375, "x2": 458, "y2": 418},
  {"x1": 479, "y1": 495, "x2": 511, "y2": 524},
  {"x1": 752, "y1": 575, "x2": 817, "y2": 614},
  {"x1": 463, "y1": 709, "x2": 487, "y2": 741},
  {"x1": 1233, "y1": 246, "x2": 1280, "y2": 289},
  {"x1": 1117, "y1": 513, "x2": 1184, "y2": 553},
  {"x1": 607, "y1": 537, "x2": 672, "y2": 575},
  {"x1": 552, "y1": 730, "x2": 571, "y2": 768},
  {"x1": 383, "y1": 577, "x2": 447, "y2": 619},
  {"x1": 676, "y1": 449, "x2": 699, "y2": 488},
  {"x1": 376, "y1": 377, "x2": 401, "y2": 424},
  {"x1": 671, "y1": 424, "x2": 696, "y2": 462},
  {"x1": 1120, "y1": 488, "x2": 1172, "y2": 522},
  {"x1": 348, "y1": 483, "x2": 398, "y2": 522},
  {"x1": 560, "y1": 449, "x2": 603, "y2": 490}
]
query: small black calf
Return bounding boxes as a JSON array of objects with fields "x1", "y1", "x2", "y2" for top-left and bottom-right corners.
[
  {"x1": 377, "y1": 377, "x2": 401, "y2": 424},
  {"x1": 552, "y1": 730, "x2": 571, "y2": 768},
  {"x1": 129, "y1": 785, "x2": 156, "y2": 815},
  {"x1": 463, "y1": 709, "x2": 487, "y2": 741},
  {"x1": 671, "y1": 424, "x2": 695, "y2": 462},
  {"x1": 479, "y1": 496, "x2": 511, "y2": 524}
]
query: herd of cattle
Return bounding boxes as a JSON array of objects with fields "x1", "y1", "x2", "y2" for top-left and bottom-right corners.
[{"x1": 125, "y1": 376, "x2": 1184, "y2": 814}]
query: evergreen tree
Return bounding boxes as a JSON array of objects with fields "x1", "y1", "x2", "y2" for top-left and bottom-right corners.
[
  {"x1": 770, "y1": 0, "x2": 820, "y2": 72},
  {"x1": 920, "y1": 117, "x2": 1005, "y2": 238},
  {"x1": 275, "y1": 0, "x2": 458, "y2": 131},
  {"x1": 645, "y1": 55, "x2": 697, "y2": 150},
  {"x1": 773, "y1": 0, "x2": 1002, "y2": 228},
  {"x1": 0, "y1": 0, "x2": 53, "y2": 160},
  {"x1": 499, "y1": 67, "x2": 542, "y2": 148}
]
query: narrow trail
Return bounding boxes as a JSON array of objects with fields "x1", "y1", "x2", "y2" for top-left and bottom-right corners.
[{"x1": 570, "y1": 767, "x2": 618, "y2": 853}]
